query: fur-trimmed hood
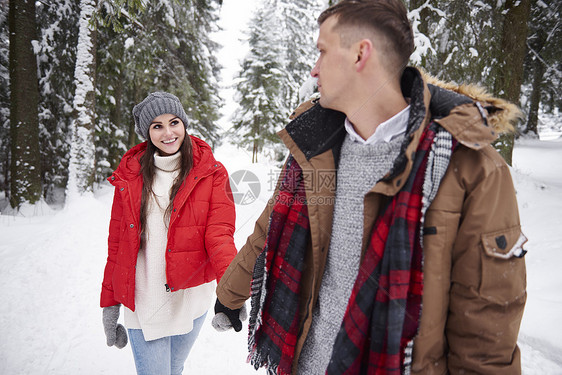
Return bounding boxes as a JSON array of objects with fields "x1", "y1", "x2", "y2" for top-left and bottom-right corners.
[{"x1": 421, "y1": 70, "x2": 522, "y2": 134}]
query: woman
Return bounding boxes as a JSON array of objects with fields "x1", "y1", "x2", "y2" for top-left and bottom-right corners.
[{"x1": 100, "y1": 92, "x2": 237, "y2": 375}]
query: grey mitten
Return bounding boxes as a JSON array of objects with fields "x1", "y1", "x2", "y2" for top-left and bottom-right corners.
[
  {"x1": 212, "y1": 299, "x2": 248, "y2": 332},
  {"x1": 102, "y1": 305, "x2": 128, "y2": 349}
]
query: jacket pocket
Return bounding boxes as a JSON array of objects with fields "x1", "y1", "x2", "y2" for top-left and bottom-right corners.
[{"x1": 479, "y1": 227, "x2": 527, "y2": 305}]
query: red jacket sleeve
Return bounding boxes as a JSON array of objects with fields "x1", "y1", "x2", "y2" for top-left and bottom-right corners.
[
  {"x1": 100, "y1": 186, "x2": 123, "y2": 307},
  {"x1": 204, "y1": 165, "x2": 238, "y2": 283}
]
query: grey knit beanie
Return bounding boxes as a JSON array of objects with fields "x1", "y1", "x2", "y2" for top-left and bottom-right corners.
[{"x1": 132, "y1": 92, "x2": 189, "y2": 140}]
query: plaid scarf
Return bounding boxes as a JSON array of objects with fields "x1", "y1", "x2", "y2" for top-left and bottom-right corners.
[
  {"x1": 248, "y1": 123, "x2": 455, "y2": 375},
  {"x1": 248, "y1": 155, "x2": 309, "y2": 375}
]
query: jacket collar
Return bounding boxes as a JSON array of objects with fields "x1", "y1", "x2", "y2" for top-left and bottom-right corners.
[
  {"x1": 279, "y1": 67, "x2": 497, "y2": 195},
  {"x1": 282, "y1": 68, "x2": 485, "y2": 160},
  {"x1": 283, "y1": 101, "x2": 346, "y2": 162}
]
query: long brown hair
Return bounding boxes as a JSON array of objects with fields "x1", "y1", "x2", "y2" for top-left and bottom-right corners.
[{"x1": 138, "y1": 133, "x2": 193, "y2": 247}]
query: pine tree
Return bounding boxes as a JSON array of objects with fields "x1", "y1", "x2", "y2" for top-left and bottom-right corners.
[
  {"x1": 231, "y1": 0, "x2": 322, "y2": 162},
  {"x1": 95, "y1": 26, "x2": 131, "y2": 179},
  {"x1": 279, "y1": 0, "x2": 322, "y2": 109},
  {"x1": 36, "y1": 0, "x2": 79, "y2": 204},
  {"x1": 88, "y1": 0, "x2": 146, "y2": 181},
  {"x1": 154, "y1": 0, "x2": 223, "y2": 145},
  {"x1": 230, "y1": 1, "x2": 287, "y2": 163},
  {"x1": 8, "y1": 0, "x2": 42, "y2": 208},
  {"x1": 407, "y1": 0, "x2": 500, "y2": 88},
  {"x1": 523, "y1": 0, "x2": 561, "y2": 136}
]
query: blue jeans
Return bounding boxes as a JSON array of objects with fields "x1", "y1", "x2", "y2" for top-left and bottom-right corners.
[{"x1": 128, "y1": 313, "x2": 207, "y2": 375}]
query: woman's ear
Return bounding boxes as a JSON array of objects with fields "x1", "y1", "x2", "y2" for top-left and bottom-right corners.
[{"x1": 355, "y1": 39, "x2": 373, "y2": 72}]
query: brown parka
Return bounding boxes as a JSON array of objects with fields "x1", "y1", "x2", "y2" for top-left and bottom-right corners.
[{"x1": 217, "y1": 68, "x2": 527, "y2": 375}]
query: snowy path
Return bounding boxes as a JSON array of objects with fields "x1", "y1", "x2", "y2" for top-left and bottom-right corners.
[
  {"x1": 513, "y1": 137, "x2": 562, "y2": 374},
  {"x1": 1, "y1": 139, "x2": 561, "y2": 374}
]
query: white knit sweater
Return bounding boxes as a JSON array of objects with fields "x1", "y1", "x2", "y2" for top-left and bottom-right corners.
[{"x1": 124, "y1": 151, "x2": 214, "y2": 341}]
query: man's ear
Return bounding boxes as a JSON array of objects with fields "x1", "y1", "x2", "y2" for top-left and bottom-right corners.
[{"x1": 355, "y1": 39, "x2": 373, "y2": 72}]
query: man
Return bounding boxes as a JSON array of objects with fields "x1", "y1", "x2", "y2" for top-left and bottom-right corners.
[{"x1": 213, "y1": 0, "x2": 527, "y2": 374}]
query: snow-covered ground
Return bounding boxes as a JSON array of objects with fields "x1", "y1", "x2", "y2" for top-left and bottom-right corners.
[
  {"x1": 512, "y1": 136, "x2": 562, "y2": 374},
  {"x1": 1, "y1": 134, "x2": 561, "y2": 374}
]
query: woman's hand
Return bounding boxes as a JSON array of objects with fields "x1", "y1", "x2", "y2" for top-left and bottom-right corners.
[{"x1": 102, "y1": 305, "x2": 128, "y2": 348}]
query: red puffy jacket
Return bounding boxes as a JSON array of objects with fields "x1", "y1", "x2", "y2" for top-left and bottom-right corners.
[{"x1": 100, "y1": 135, "x2": 237, "y2": 310}]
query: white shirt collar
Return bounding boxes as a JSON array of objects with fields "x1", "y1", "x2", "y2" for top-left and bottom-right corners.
[{"x1": 344, "y1": 105, "x2": 410, "y2": 145}]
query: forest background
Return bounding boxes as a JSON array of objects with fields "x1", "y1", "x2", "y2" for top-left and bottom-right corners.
[{"x1": 0, "y1": 0, "x2": 560, "y2": 210}]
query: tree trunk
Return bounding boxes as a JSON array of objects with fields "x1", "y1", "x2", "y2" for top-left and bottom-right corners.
[
  {"x1": 525, "y1": 56, "x2": 545, "y2": 137},
  {"x1": 8, "y1": 0, "x2": 42, "y2": 208},
  {"x1": 525, "y1": 28, "x2": 547, "y2": 137},
  {"x1": 493, "y1": 0, "x2": 531, "y2": 165},
  {"x1": 252, "y1": 141, "x2": 259, "y2": 164},
  {"x1": 66, "y1": 0, "x2": 97, "y2": 201}
]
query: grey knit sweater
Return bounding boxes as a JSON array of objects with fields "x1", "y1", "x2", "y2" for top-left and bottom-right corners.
[{"x1": 297, "y1": 133, "x2": 404, "y2": 374}]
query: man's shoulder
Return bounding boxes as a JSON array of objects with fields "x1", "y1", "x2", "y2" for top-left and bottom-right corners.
[{"x1": 451, "y1": 143, "x2": 511, "y2": 188}]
